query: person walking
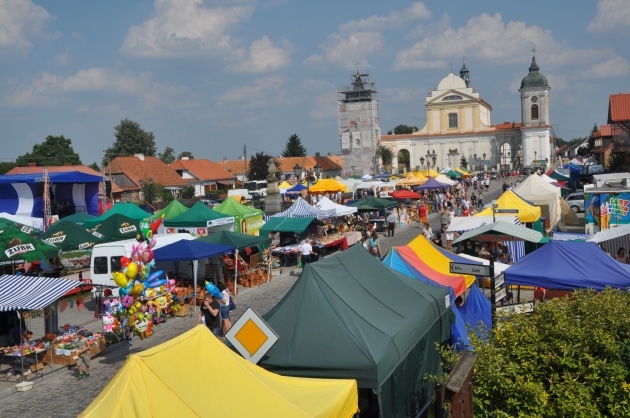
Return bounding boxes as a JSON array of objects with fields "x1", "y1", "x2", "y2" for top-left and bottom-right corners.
[
  {"x1": 74, "y1": 330, "x2": 92, "y2": 380},
  {"x1": 300, "y1": 239, "x2": 313, "y2": 265},
  {"x1": 386, "y1": 210, "x2": 397, "y2": 237},
  {"x1": 477, "y1": 191, "x2": 484, "y2": 208},
  {"x1": 197, "y1": 294, "x2": 221, "y2": 336},
  {"x1": 368, "y1": 231, "x2": 381, "y2": 258}
]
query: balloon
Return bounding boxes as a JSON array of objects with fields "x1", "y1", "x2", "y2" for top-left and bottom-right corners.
[
  {"x1": 112, "y1": 271, "x2": 129, "y2": 288},
  {"x1": 142, "y1": 248, "x2": 154, "y2": 264},
  {"x1": 146, "y1": 270, "x2": 164, "y2": 283},
  {"x1": 205, "y1": 281, "x2": 222, "y2": 299},
  {"x1": 145, "y1": 278, "x2": 167, "y2": 289},
  {"x1": 132, "y1": 283, "x2": 145, "y2": 297},
  {"x1": 150, "y1": 216, "x2": 163, "y2": 235},
  {"x1": 126, "y1": 262, "x2": 138, "y2": 280},
  {"x1": 140, "y1": 264, "x2": 147, "y2": 280},
  {"x1": 120, "y1": 256, "x2": 130, "y2": 268}
]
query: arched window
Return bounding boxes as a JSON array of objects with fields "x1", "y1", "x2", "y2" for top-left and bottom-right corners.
[
  {"x1": 531, "y1": 104, "x2": 539, "y2": 120},
  {"x1": 448, "y1": 113, "x2": 458, "y2": 128},
  {"x1": 442, "y1": 95, "x2": 463, "y2": 101}
]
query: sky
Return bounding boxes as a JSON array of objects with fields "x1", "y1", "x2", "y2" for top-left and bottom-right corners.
[{"x1": 1, "y1": 0, "x2": 629, "y2": 167}]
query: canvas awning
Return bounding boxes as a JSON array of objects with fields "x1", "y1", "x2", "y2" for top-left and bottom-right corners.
[
  {"x1": 309, "y1": 178, "x2": 349, "y2": 193},
  {"x1": 148, "y1": 200, "x2": 189, "y2": 221},
  {"x1": 196, "y1": 230, "x2": 271, "y2": 250},
  {"x1": 475, "y1": 190, "x2": 541, "y2": 223},
  {"x1": 85, "y1": 203, "x2": 151, "y2": 226},
  {"x1": 153, "y1": 240, "x2": 235, "y2": 262},
  {"x1": 447, "y1": 216, "x2": 520, "y2": 233},
  {"x1": 82, "y1": 326, "x2": 358, "y2": 418},
  {"x1": 0, "y1": 225, "x2": 60, "y2": 265},
  {"x1": 0, "y1": 275, "x2": 79, "y2": 311},
  {"x1": 454, "y1": 221, "x2": 544, "y2": 244},
  {"x1": 164, "y1": 201, "x2": 233, "y2": 228},
  {"x1": 260, "y1": 217, "x2": 318, "y2": 234},
  {"x1": 314, "y1": 196, "x2": 357, "y2": 216},
  {"x1": 38, "y1": 220, "x2": 103, "y2": 251},
  {"x1": 271, "y1": 197, "x2": 335, "y2": 220}
]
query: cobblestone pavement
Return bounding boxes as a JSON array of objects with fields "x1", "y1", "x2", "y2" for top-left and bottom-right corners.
[{"x1": 0, "y1": 178, "x2": 506, "y2": 416}]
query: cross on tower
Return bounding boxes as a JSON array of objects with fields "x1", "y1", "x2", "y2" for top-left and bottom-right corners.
[
  {"x1": 449, "y1": 61, "x2": 454, "y2": 72},
  {"x1": 462, "y1": 56, "x2": 466, "y2": 64},
  {"x1": 531, "y1": 47, "x2": 537, "y2": 57}
]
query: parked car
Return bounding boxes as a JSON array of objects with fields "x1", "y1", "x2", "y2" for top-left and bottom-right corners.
[
  {"x1": 564, "y1": 192, "x2": 584, "y2": 213},
  {"x1": 138, "y1": 203, "x2": 156, "y2": 214},
  {"x1": 490, "y1": 171, "x2": 498, "y2": 179},
  {"x1": 201, "y1": 199, "x2": 220, "y2": 208}
]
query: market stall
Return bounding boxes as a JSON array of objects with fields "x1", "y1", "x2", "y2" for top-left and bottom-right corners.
[
  {"x1": 38, "y1": 219, "x2": 104, "y2": 252},
  {"x1": 0, "y1": 225, "x2": 60, "y2": 274},
  {"x1": 271, "y1": 197, "x2": 336, "y2": 220},
  {"x1": 82, "y1": 326, "x2": 359, "y2": 417},
  {"x1": 475, "y1": 190, "x2": 542, "y2": 223},
  {"x1": 85, "y1": 213, "x2": 142, "y2": 243},
  {"x1": 84, "y1": 203, "x2": 152, "y2": 228},
  {"x1": 163, "y1": 201, "x2": 234, "y2": 237},
  {"x1": 0, "y1": 214, "x2": 41, "y2": 235},
  {"x1": 213, "y1": 198, "x2": 263, "y2": 235},
  {"x1": 59, "y1": 212, "x2": 96, "y2": 226},
  {"x1": 308, "y1": 178, "x2": 349, "y2": 194}
]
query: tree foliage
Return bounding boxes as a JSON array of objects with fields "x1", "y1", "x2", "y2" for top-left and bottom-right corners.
[
  {"x1": 460, "y1": 156, "x2": 468, "y2": 168},
  {"x1": 282, "y1": 134, "x2": 307, "y2": 157},
  {"x1": 608, "y1": 154, "x2": 625, "y2": 172},
  {"x1": 387, "y1": 125, "x2": 418, "y2": 135},
  {"x1": 103, "y1": 119, "x2": 157, "y2": 166},
  {"x1": 177, "y1": 151, "x2": 194, "y2": 160},
  {"x1": 0, "y1": 162, "x2": 17, "y2": 174},
  {"x1": 247, "y1": 152, "x2": 272, "y2": 181},
  {"x1": 159, "y1": 147, "x2": 176, "y2": 165},
  {"x1": 375, "y1": 145, "x2": 394, "y2": 165},
  {"x1": 435, "y1": 289, "x2": 630, "y2": 417},
  {"x1": 587, "y1": 123, "x2": 598, "y2": 152},
  {"x1": 17, "y1": 135, "x2": 82, "y2": 167},
  {"x1": 88, "y1": 162, "x2": 100, "y2": 172},
  {"x1": 181, "y1": 185, "x2": 195, "y2": 199},
  {"x1": 140, "y1": 181, "x2": 164, "y2": 205}
]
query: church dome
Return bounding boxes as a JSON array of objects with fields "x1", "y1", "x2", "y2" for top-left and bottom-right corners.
[
  {"x1": 520, "y1": 56, "x2": 549, "y2": 89},
  {"x1": 437, "y1": 73, "x2": 467, "y2": 91}
]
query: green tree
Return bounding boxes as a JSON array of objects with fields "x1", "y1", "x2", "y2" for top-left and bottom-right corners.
[
  {"x1": 387, "y1": 125, "x2": 418, "y2": 135},
  {"x1": 88, "y1": 162, "x2": 100, "y2": 172},
  {"x1": 247, "y1": 152, "x2": 272, "y2": 181},
  {"x1": 177, "y1": 151, "x2": 194, "y2": 160},
  {"x1": 0, "y1": 162, "x2": 17, "y2": 174},
  {"x1": 587, "y1": 123, "x2": 598, "y2": 151},
  {"x1": 608, "y1": 154, "x2": 625, "y2": 172},
  {"x1": 103, "y1": 119, "x2": 157, "y2": 166},
  {"x1": 140, "y1": 181, "x2": 164, "y2": 204},
  {"x1": 159, "y1": 147, "x2": 176, "y2": 164},
  {"x1": 181, "y1": 185, "x2": 195, "y2": 199},
  {"x1": 375, "y1": 145, "x2": 394, "y2": 165},
  {"x1": 433, "y1": 289, "x2": 630, "y2": 417},
  {"x1": 460, "y1": 156, "x2": 468, "y2": 168},
  {"x1": 282, "y1": 134, "x2": 307, "y2": 157},
  {"x1": 17, "y1": 135, "x2": 82, "y2": 167}
]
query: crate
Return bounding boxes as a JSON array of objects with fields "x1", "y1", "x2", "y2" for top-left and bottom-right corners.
[
  {"x1": 271, "y1": 269, "x2": 281, "y2": 276},
  {"x1": 30, "y1": 362, "x2": 44, "y2": 373}
]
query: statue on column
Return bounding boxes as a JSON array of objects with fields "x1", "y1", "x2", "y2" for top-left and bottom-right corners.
[{"x1": 264, "y1": 157, "x2": 282, "y2": 215}]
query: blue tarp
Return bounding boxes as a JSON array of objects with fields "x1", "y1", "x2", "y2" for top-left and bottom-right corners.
[
  {"x1": 458, "y1": 283, "x2": 492, "y2": 335},
  {"x1": 153, "y1": 240, "x2": 235, "y2": 262},
  {"x1": 504, "y1": 241, "x2": 630, "y2": 290}
]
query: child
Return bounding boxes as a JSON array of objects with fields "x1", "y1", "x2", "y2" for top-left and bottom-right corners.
[{"x1": 74, "y1": 330, "x2": 91, "y2": 380}]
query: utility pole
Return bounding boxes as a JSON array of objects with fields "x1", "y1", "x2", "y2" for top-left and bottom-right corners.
[{"x1": 243, "y1": 144, "x2": 247, "y2": 182}]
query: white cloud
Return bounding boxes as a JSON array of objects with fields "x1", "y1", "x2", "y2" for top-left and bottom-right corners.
[
  {"x1": 339, "y1": 2, "x2": 430, "y2": 32},
  {"x1": 575, "y1": 56, "x2": 630, "y2": 79},
  {"x1": 0, "y1": 0, "x2": 52, "y2": 53},
  {"x1": 405, "y1": 12, "x2": 451, "y2": 39},
  {"x1": 305, "y1": 32, "x2": 383, "y2": 69},
  {"x1": 588, "y1": 0, "x2": 630, "y2": 35},
  {"x1": 218, "y1": 75, "x2": 286, "y2": 109},
  {"x1": 380, "y1": 87, "x2": 420, "y2": 103},
  {"x1": 121, "y1": 0, "x2": 254, "y2": 58},
  {"x1": 226, "y1": 36, "x2": 291, "y2": 74},
  {"x1": 54, "y1": 52, "x2": 71, "y2": 66}
]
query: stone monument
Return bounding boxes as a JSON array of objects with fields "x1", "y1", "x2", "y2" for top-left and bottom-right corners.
[{"x1": 264, "y1": 157, "x2": 283, "y2": 215}]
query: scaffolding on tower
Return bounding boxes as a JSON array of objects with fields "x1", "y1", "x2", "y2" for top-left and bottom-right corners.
[{"x1": 42, "y1": 168, "x2": 51, "y2": 231}]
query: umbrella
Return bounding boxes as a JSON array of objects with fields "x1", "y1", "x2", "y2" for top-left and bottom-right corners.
[
  {"x1": 0, "y1": 225, "x2": 60, "y2": 266},
  {"x1": 286, "y1": 183, "x2": 308, "y2": 194},
  {"x1": 388, "y1": 190, "x2": 421, "y2": 199},
  {"x1": 88, "y1": 214, "x2": 141, "y2": 243},
  {"x1": 0, "y1": 217, "x2": 39, "y2": 236},
  {"x1": 38, "y1": 220, "x2": 103, "y2": 251}
]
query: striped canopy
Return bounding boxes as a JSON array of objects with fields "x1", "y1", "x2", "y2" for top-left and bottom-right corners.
[
  {"x1": 0, "y1": 275, "x2": 79, "y2": 311},
  {"x1": 271, "y1": 197, "x2": 336, "y2": 220}
]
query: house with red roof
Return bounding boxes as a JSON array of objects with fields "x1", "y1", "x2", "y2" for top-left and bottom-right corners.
[
  {"x1": 609, "y1": 93, "x2": 630, "y2": 160},
  {"x1": 169, "y1": 157, "x2": 236, "y2": 196},
  {"x1": 591, "y1": 125, "x2": 614, "y2": 169}
]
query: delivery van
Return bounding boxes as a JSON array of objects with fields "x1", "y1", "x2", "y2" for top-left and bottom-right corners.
[
  {"x1": 227, "y1": 188, "x2": 252, "y2": 202},
  {"x1": 90, "y1": 233, "x2": 196, "y2": 295}
]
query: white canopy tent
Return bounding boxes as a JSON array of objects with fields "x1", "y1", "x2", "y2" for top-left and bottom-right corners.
[
  {"x1": 434, "y1": 175, "x2": 457, "y2": 186},
  {"x1": 586, "y1": 224, "x2": 630, "y2": 256},
  {"x1": 314, "y1": 196, "x2": 357, "y2": 216},
  {"x1": 513, "y1": 174, "x2": 563, "y2": 232},
  {"x1": 0, "y1": 212, "x2": 44, "y2": 231},
  {"x1": 447, "y1": 216, "x2": 520, "y2": 232}
]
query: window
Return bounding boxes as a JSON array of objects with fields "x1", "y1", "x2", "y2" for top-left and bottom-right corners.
[
  {"x1": 442, "y1": 95, "x2": 463, "y2": 101},
  {"x1": 531, "y1": 104, "x2": 539, "y2": 120},
  {"x1": 448, "y1": 113, "x2": 458, "y2": 128},
  {"x1": 93, "y1": 256, "x2": 109, "y2": 275}
]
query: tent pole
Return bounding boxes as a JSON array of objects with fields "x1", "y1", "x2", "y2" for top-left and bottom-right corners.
[
  {"x1": 233, "y1": 249, "x2": 238, "y2": 295},
  {"x1": 192, "y1": 260, "x2": 198, "y2": 314},
  {"x1": 18, "y1": 311, "x2": 24, "y2": 380}
]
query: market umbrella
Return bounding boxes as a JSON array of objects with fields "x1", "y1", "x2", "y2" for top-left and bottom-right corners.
[
  {"x1": 388, "y1": 190, "x2": 421, "y2": 199},
  {"x1": 38, "y1": 220, "x2": 104, "y2": 251},
  {"x1": 0, "y1": 217, "x2": 39, "y2": 236},
  {"x1": 88, "y1": 213, "x2": 141, "y2": 243},
  {"x1": 286, "y1": 183, "x2": 308, "y2": 194},
  {"x1": 447, "y1": 170, "x2": 462, "y2": 178},
  {"x1": 60, "y1": 212, "x2": 97, "y2": 226},
  {"x1": 0, "y1": 225, "x2": 60, "y2": 266}
]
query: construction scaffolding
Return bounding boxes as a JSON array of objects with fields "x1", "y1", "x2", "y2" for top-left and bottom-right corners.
[{"x1": 338, "y1": 66, "x2": 381, "y2": 177}]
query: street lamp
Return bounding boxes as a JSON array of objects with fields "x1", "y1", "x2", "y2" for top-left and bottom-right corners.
[
  {"x1": 419, "y1": 156, "x2": 425, "y2": 168},
  {"x1": 427, "y1": 150, "x2": 437, "y2": 168},
  {"x1": 474, "y1": 153, "x2": 479, "y2": 172},
  {"x1": 534, "y1": 151, "x2": 537, "y2": 167},
  {"x1": 294, "y1": 162, "x2": 321, "y2": 204}
]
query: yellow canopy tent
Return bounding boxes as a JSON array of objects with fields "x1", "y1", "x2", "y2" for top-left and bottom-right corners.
[
  {"x1": 81, "y1": 326, "x2": 358, "y2": 418},
  {"x1": 475, "y1": 190, "x2": 542, "y2": 223},
  {"x1": 278, "y1": 181, "x2": 292, "y2": 190},
  {"x1": 455, "y1": 167, "x2": 470, "y2": 176},
  {"x1": 396, "y1": 173, "x2": 427, "y2": 186},
  {"x1": 405, "y1": 235, "x2": 476, "y2": 288},
  {"x1": 416, "y1": 169, "x2": 440, "y2": 178},
  {"x1": 309, "y1": 178, "x2": 349, "y2": 193}
]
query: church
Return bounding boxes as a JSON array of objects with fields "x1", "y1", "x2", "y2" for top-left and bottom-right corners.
[{"x1": 380, "y1": 55, "x2": 553, "y2": 174}]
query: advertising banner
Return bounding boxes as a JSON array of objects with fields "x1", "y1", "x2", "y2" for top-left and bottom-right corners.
[
  {"x1": 341, "y1": 132, "x2": 350, "y2": 150},
  {"x1": 585, "y1": 192, "x2": 630, "y2": 231}
]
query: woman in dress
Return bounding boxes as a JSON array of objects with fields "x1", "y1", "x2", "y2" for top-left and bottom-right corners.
[{"x1": 368, "y1": 230, "x2": 381, "y2": 258}]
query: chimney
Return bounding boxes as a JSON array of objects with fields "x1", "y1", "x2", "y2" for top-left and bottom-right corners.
[
  {"x1": 223, "y1": 157, "x2": 227, "y2": 161},
  {"x1": 327, "y1": 152, "x2": 332, "y2": 156},
  {"x1": 134, "y1": 153, "x2": 145, "y2": 161},
  {"x1": 315, "y1": 152, "x2": 320, "y2": 157},
  {"x1": 28, "y1": 163, "x2": 37, "y2": 167},
  {"x1": 182, "y1": 156, "x2": 189, "y2": 160}
]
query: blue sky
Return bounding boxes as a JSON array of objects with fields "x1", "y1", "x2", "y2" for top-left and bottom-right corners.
[{"x1": 1, "y1": 0, "x2": 628, "y2": 166}]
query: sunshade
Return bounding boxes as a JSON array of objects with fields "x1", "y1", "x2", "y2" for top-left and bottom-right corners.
[
  {"x1": 259, "y1": 217, "x2": 317, "y2": 234},
  {"x1": 277, "y1": 181, "x2": 292, "y2": 190},
  {"x1": 435, "y1": 174, "x2": 457, "y2": 185},
  {"x1": 314, "y1": 196, "x2": 357, "y2": 216},
  {"x1": 447, "y1": 216, "x2": 520, "y2": 233},
  {"x1": 196, "y1": 230, "x2": 271, "y2": 250},
  {"x1": 87, "y1": 213, "x2": 142, "y2": 242},
  {"x1": 446, "y1": 170, "x2": 462, "y2": 178},
  {"x1": 388, "y1": 190, "x2": 421, "y2": 199},
  {"x1": 272, "y1": 197, "x2": 336, "y2": 220},
  {"x1": 513, "y1": 174, "x2": 562, "y2": 231},
  {"x1": 286, "y1": 183, "x2": 308, "y2": 194},
  {"x1": 413, "y1": 177, "x2": 450, "y2": 191},
  {"x1": 475, "y1": 190, "x2": 541, "y2": 223},
  {"x1": 347, "y1": 196, "x2": 399, "y2": 210},
  {"x1": 415, "y1": 169, "x2": 440, "y2": 178},
  {"x1": 454, "y1": 220, "x2": 544, "y2": 244},
  {"x1": 0, "y1": 225, "x2": 60, "y2": 264},
  {"x1": 149, "y1": 200, "x2": 189, "y2": 220},
  {"x1": 0, "y1": 212, "x2": 43, "y2": 231},
  {"x1": 84, "y1": 202, "x2": 151, "y2": 227},
  {"x1": 213, "y1": 198, "x2": 263, "y2": 234},
  {"x1": 396, "y1": 173, "x2": 427, "y2": 186},
  {"x1": 38, "y1": 220, "x2": 103, "y2": 251},
  {"x1": 59, "y1": 212, "x2": 96, "y2": 226},
  {"x1": 548, "y1": 170, "x2": 570, "y2": 182},
  {"x1": 82, "y1": 325, "x2": 358, "y2": 418},
  {"x1": 153, "y1": 240, "x2": 235, "y2": 262},
  {"x1": 164, "y1": 201, "x2": 233, "y2": 228},
  {"x1": 457, "y1": 167, "x2": 471, "y2": 174},
  {"x1": 0, "y1": 275, "x2": 79, "y2": 311},
  {"x1": 504, "y1": 241, "x2": 630, "y2": 291},
  {"x1": 0, "y1": 216, "x2": 39, "y2": 236},
  {"x1": 309, "y1": 178, "x2": 349, "y2": 193}
]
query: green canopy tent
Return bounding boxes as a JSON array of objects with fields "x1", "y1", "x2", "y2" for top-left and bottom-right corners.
[
  {"x1": 60, "y1": 212, "x2": 96, "y2": 226},
  {"x1": 259, "y1": 217, "x2": 320, "y2": 235},
  {"x1": 88, "y1": 213, "x2": 141, "y2": 243},
  {"x1": 347, "y1": 196, "x2": 399, "y2": 210},
  {"x1": 213, "y1": 198, "x2": 263, "y2": 235},
  {"x1": 38, "y1": 220, "x2": 104, "y2": 252},
  {"x1": 148, "y1": 200, "x2": 189, "y2": 221},
  {"x1": 84, "y1": 203, "x2": 152, "y2": 228},
  {"x1": 259, "y1": 245, "x2": 451, "y2": 418},
  {"x1": 0, "y1": 217, "x2": 39, "y2": 236},
  {"x1": 0, "y1": 225, "x2": 60, "y2": 270},
  {"x1": 447, "y1": 170, "x2": 462, "y2": 179},
  {"x1": 164, "y1": 201, "x2": 234, "y2": 236}
]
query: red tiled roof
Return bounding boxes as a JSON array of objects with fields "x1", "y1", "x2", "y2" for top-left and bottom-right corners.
[
  {"x1": 494, "y1": 122, "x2": 522, "y2": 130},
  {"x1": 218, "y1": 155, "x2": 342, "y2": 175},
  {"x1": 5, "y1": 164, "x2": 101, "y2": 176},
  {"x1": 594, "y1": 125, "x2": 613, "y2": 138},
  {"x1": 216, "y1": 159, "x2": 249, "y2": 176},
  {"x1": 556, "y1": 145, "x2": 569, "y2": 154},
  {"x1": 105, "y1": 155, "x2": 188, "y2": 188},
  {"x1": 169, "y1": 159, "x2": 236, "y2": 181},
  {"x1": 609, "y1": 93, "x2": 630, "y2": 122}
]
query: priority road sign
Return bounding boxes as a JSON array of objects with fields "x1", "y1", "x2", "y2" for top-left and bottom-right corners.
[{"x1": 225, "y1": 307, "x2": 279, "y2": 364}]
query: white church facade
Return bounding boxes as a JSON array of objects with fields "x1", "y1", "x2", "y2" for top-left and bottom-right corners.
[{"x1": 380, "y1": 56, "x2": 554, "y2": 174}]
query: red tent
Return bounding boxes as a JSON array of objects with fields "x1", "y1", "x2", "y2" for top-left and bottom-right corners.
[{"x1": 389, "y1": 190, "x2": 421, "y2": 199}]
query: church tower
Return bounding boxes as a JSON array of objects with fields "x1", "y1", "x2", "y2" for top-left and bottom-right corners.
[
  {"x1": 518, "y1": 53, "x2": 552, "y2": 168},
  {"x1": 460, "y1": 61, "x2": 470, "y2": 88}
]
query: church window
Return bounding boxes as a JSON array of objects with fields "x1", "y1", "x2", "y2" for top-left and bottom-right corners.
[
  {"x1": 443, "y1": 95, "x2": 463, "y2": 101},
  {"x1": 448, "y1": 113, "x2": 458, "y2": 128},
  {"x1": 531, "y1": 104, "x2": 539, "y2": 120}
]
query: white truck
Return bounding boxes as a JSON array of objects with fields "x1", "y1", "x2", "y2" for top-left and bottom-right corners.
[
  {"x1": 227, "y1": 188, "x2": 252, "y2": 203},
  {"x1": 89, "y1": 233, "x2": 199, "y2": 296}
]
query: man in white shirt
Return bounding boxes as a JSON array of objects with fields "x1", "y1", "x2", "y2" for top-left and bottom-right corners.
[{"x1": 300, "y1": 239, "x2": 313, "y2": 265}]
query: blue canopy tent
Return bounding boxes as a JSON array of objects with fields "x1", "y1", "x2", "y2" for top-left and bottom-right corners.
[
  {"x1": 458, "y1": 283, "x2": 492, "y2": 336},
  {"x1": 504, "y1": 241, "x2": 630, "y2": 290},
  {"x1": 412, "y1": 177, "x2": 450, "y2": 191},
  {"x1": 154, "y1": 240, "x2": 236, "y2": 308},
  {"x1": 0, "y1": 171, "x2": 102, "y2": 219},
  {"x1": 285, "y1": 183, "x2": 308, "y2": 194}
]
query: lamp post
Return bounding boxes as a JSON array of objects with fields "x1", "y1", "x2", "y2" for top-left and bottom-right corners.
[
  {"x1": 534, "y1": 151, "x2": 537, "y2": 168},
  {"x1": 482, "y1": 153, "x2": 486, "y2": 172},
  {"x1": 294, "y1": 163, "x2": 320, "y2": 204},
  {"x1": 474, "y1": 153, "x2": 479, "y2": 172}
]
